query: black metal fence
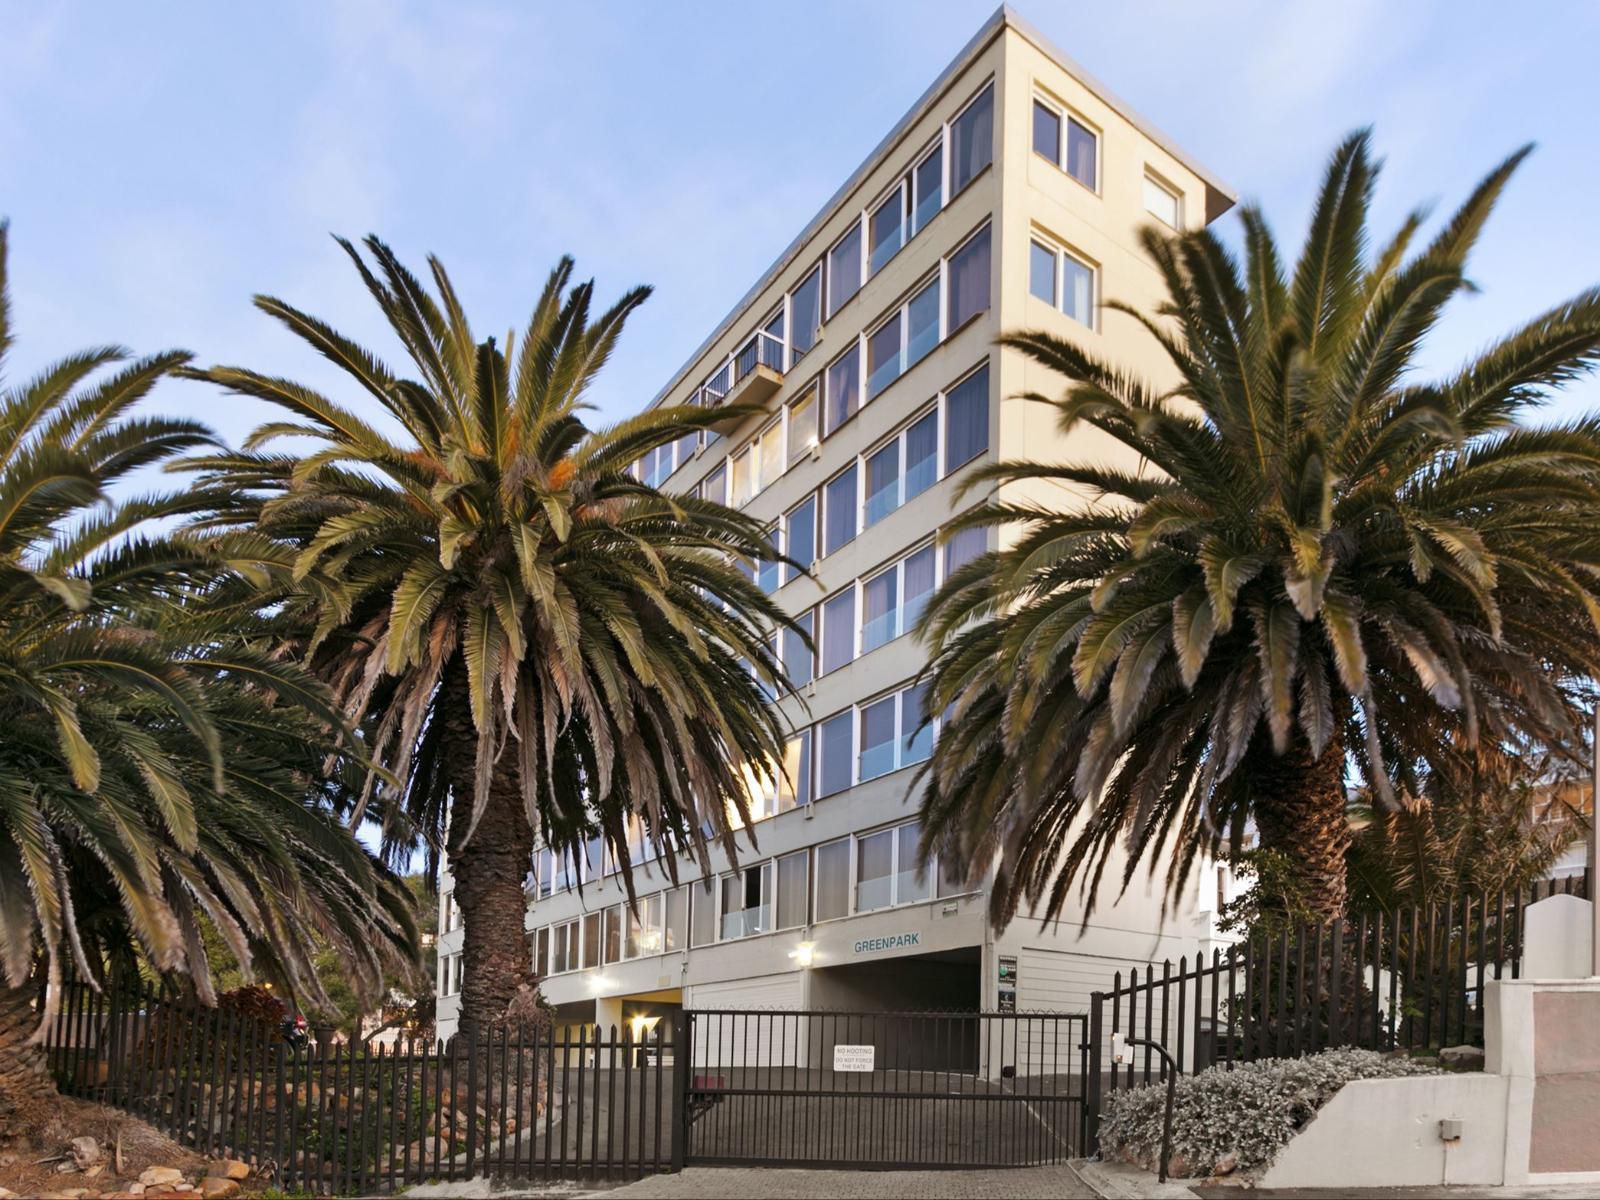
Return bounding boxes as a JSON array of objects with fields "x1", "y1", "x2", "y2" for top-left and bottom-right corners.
[
  {"x1": 46, "y1": 977, "x2": 671, "y2": 1193},
  {"x1": 1083, "y1": 875, "x2": 1591, "y2": 1148},
  {"x1": 681, "y1": 1009, "x2": 1090, "y2": 1169}
]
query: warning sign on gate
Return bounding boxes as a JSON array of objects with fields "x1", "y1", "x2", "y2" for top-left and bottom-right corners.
[{"x1": 832, "y1": 1044, "x2": 875, "y2": 1072}]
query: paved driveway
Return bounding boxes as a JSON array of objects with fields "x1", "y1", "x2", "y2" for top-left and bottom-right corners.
[{"x1": 597, "y1": 1164, "x2": 1097, "y2": 1198}]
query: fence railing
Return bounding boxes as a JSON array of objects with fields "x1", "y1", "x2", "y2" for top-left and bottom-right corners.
[
  {"x1": 1084, "y1": 874, "x2": 1591, "y2": 1148},
  {"x1": 45, "y1": 977, "x2": 671, "y2": 1194}
]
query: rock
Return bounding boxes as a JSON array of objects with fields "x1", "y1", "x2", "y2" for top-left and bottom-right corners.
[
  {"x1": 138, "y1": 1168, "x2": 185, "y2": 1187},
  {"x1": 0, "y1": 1188, "x2": 17, "y2": 1199},
  {"x1": 199, "y1": 1180, "x2": 240, "y2": 1199},
  {"x1": 85, "y1": 1165, "x2": 105, "y2": 1179},
  {"x1": 205, "y1": 1160, "x2": 248, "y2": 1182},
  {"x1": 36, "y1": 1190, "x2": 89, "y2": 1199},
  {"x1": 1166, "y1": 1153, "x2": 1192, "y2": 1178},
  {"x1": 72, "y1": 1135, "x2": 103, "y2": 1166},
  {"x1": 126, "y1": 1186, "x2": 146, "y2": 1196},
  {"x1": 1213, "y1": 1151, "x2": 1239, "y2": 1176},
  {"x1": 1440, "y1": 1044, "x2": 1485, "y2": 1070}
]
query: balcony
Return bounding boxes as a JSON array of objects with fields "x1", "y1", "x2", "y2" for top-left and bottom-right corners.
[{"x1": 695, "y1": 329, "x2": 785, "y2": 434}]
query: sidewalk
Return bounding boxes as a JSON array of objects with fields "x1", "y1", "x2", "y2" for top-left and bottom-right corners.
[
  {"x1": 594, "y1": 1164, "x2": 1098, "y2": 1198},
  {"x1": 1080, "y1": 1158, "x2": 1600, "y2": 1199}
]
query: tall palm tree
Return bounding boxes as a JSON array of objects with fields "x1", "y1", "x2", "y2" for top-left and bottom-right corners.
[
  {"x1": 0, "y1": 223, "x2": 418, "y2": 1120},
  {"x1": 916, "y1": 133, "x2": 1600, "y2": 924},
  {"x1": 180, "y1": 239, "x2": 796, "y2": 1026}
]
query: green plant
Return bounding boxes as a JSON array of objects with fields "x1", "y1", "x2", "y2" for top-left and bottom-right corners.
[
  {"x1": 1098, "y1": 1048, "x2": 1440, "y2": 1176},
  {"x1": 916, "y1": 131, "x2": 1600, "y2": 924},
  {"x1": 179, "y1": 241, "x2": 799, "y2": 1026},
  {"x1": 0, "y1": 220, "x2": 418, "y2": 1123}
]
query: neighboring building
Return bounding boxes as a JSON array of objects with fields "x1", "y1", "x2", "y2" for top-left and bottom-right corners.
[{"x1": 436, "y1": 4, "x2": 1239, "y2": 1045}]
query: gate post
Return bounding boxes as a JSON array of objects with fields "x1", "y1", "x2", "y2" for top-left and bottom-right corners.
[
  {"x1": 669, "y1": 1010, "x2": 690, "y2": 1172},
  {"x1": 462, "y1": 1018, "x2": 480, "y2": 1178},
  {"x1": 1085, "y1": 993, "x2": 1104, "y2": 1155}
]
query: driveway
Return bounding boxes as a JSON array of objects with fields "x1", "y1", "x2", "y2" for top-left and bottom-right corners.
[{"x1": 595, "y1": 1164, "x2": 1097, "y2": 1198}]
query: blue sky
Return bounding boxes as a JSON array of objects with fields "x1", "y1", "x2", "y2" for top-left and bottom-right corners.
[{"x1": 4, "y1": 1, "x2": 1599, "y2": 439}]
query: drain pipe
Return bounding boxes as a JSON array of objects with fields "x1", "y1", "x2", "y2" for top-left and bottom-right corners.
[{"x1": 1112, "y1": 1033, "x2": 1182, "y2": 1182}]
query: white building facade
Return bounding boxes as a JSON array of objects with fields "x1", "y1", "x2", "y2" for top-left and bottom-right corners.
[{"x1": 437, "y1": 5, "x2": 1241, "y2": 1043}]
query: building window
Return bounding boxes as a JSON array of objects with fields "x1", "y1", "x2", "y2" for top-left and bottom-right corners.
[
  {"x1": 785, "y1": 496, "x2": 816, "y2": 583},
  {"x1": 1032, "y1": 99, "x2": 1060, "y2": 163},
  {"x1": 731, "y1": 420, "x2": 783, "y2": 506},
  {"x1": 1066, "y1": 116, "x2": 1097, "y2": 189},
  {"x1": 815, "y1": 838, "x2": 850, "y2": 921},
  {"x1": 869, "y1": 186, "x2": 908, "y2": 276},
  {"x1": 946, "y1": 224, "x2": 991, "y2": 332},
  {"x1": 776, "y1": 851, "x2": 809, "y2": 930},
  {"x1": 604, "y1": 905, "x2": 623, "y2": 964},
  {"x1": 780, "y1": 729, "x2": 813, "y2": 812},
  {"x1": 582, "y1": 911, "x2": 602, "y2": 969},
  {"x1": 441, "y1": 892, "x2": 461, "y2": 933},
  {"x1": 721, "y1": 863, "x2": 772, "y2": 940},
  {"x1": 700, "y1": 460, "x2": 727, "y2": 506},
  {"x1": 756, "y1": 528, "x2": 781, "y2": 595},
  {"x1": 822, "y1": 463, "x2": 857, "y2": 555},
  {"x1": 690, "y1": 884, "x2": 716, "y2": 948},
  {"x1": 943, "y1": 364, "x2": 989, "y2": 472},
  {"x1": 860, "y1": 544, "x2": 936, "y2": 654},
  {"x1": 784, "y1": 609, "x2": 814, "y2": 686},
  {"x1": 950, "y1": 83, "x2": 993, "y2": 195},
  {"x1": 788, "y1": 387, "x2": 818, "y2": 466},
  {"x1": 943, "y1": 523, "x2": 987, "y2": 576},
  {"x1": 857, "y1": 821, "x2": 931, "y2": 913},
  {"x1": 821, "y1": 589, "x2": 856, "y2": 674},
  {"x1": 1144, "y1": 173, "x2": 1181, "y2": 228},
  {"x1": 818, "y1": 711, "x2": 853, "y2": 797},
  {"x1": 825, "y1": 343, "x2": 860, "y2": 435},
  {"x1": 858, "y1": 682, "x2": 935, "y2": 782},
  {"x1": 665, "y1": 886, "x2": 688, "y2": 952},
  {"x1": 531, "y1": 927, "x2": 550, "y2": 978},
  {"x1": 534, "y1": 848, "x2": 555, "y2": 898},
  {"x1": 866, "y1": 277, "x2": 940, "y2": 400},
  {"x1": 1030, "y1": 238, "x2": 1095, "y2": 327},
  {"x1": 864, "y1": 410, "x2": 938, "y2": 528},
  {"x1": 913, "y1": 142, "x2": 943, "y2": 235},
  {"x1": 827, "y1": 221, "x2": 863, "y2": 319},
  {"x1": 791, "y1": 266, "x2": 822, "y2": 360},
  {"x1": 551, "y1": 919, "x2": 580, "y2": 974},
  {"x1": 624, "y1": 893, "x2": 664, "y2": 958},
  {"x1": 439, "y1": 953, "x2": 461, "y2": 996}
]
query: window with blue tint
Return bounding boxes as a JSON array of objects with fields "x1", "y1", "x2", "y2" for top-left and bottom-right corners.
[
  {"x1": 950, "y1": 83, "x2": 993, "y2": 195},
  {"x1": 1030, "y1": 240, "x2": 1056, "y2": 304},
  {"x1": 943, "y1": 365, "x2": 989, "y2": 472},
  {"x1": 823, "y1": 464, "x2": 857, "y2": 555},
  {"x1": 1032, "y1": 99, "x2": 1060, "y2": 163},
  {"x1": 825, "y1": 344, "x2": 860, "y2": 435},
  {"x1": 858, "y1": 694, "x2": 898, "y2": 782},
  {"x1": 856, "y1": 827, "x2": 894, "y2": 912},
  {"x1": 860, "y1": 568, "x2": 899, "y2": 654},
  {"x1": 779, "y1": 731, "x2": 812, "y2": 813},
  {"x1": 942, "y1": 523, "x2": 987, "y2": 576},
  {"x1": 906, "y1": 279, "x2": 940, "y2": 368},
  {"x1": 757, "y1": 546, "x2": 780, "y2": 595},
  {"x1": 784, "y1": 609, "x2": 814, "y2": 687},
  {"x1": 821, "y1": 590, "x2": 855, "y2": 674},
  {"x1": 701, "y1": 461, "x2": 727, "y2": 505},
  {"x1": 905, "y1": 411, "x2": 938, "y2": 501},
  {"x1": 895, "y1": 822, "x2": 930, "y2": 903},
  {"x1": 1062, "y1": 252, "x2": 1095, "y2": 327},
  {"x1": 864, "y1": 440, "x2": 900, "y2": 529},
  {"x1": 867, "y1": 312, "x2": 902, "y2": 400},
  {"x1": 901, "y1": 682, "x2": 933, "y2": 764},
  {"x1": 901, "y1": 544, "x2": 936, "y2": 631},
  {"x1": 1066, "y1": 117, "x2": 1097, "y2": 190},
  {"x1": 785, "y1": 495, "x2": 816, "y2": 582},
  {"x1": 946, "y1": 224, "x2": 991, "y2": 332},
  {"x1": 913, "y1": 143, "x2": 942, "y2": 234},
  {"x1": 819, "y1": 711, "x2": 853, "y2": 797},
  {"x1": 869, "y1": 188, "x2": 906, "y2": 276},
  {"x1": 790, "y1": 267, "x2": 822, "y2": 359},
  {"x1": 827, "y1": 222, "x2": 863, "y2": 318}
]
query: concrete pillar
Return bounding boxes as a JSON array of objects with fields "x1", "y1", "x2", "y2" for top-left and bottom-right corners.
[{"x1": 595, "y1": 995, "x2": 623, "y2": 1068}]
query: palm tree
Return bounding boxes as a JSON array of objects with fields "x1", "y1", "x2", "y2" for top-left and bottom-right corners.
[
  {"x1": 179, "y1": 239, "x2": 796, "y2": 1027},
  {"x1": 916, "y1": 132, "x2": 1600, "y2": 924},
  {"x1": 0, "y1": 222, "x2": 418, "y2": 1120}
]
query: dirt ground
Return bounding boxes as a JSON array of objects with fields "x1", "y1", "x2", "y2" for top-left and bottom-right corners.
[{"x1": 0, "y1": 1093, "x2": 212, "y2": 1199}]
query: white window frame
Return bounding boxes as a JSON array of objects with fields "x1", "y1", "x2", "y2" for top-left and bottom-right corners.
[
  {"x1": 1144, "y1": 170, "x2": 1182, "y2": 228},
  {"x1": 548, "y1": 917, "x2": 581, "y2": 975},
  {"x1": 862, "y1": 406, "x2": 940, "y2": 530},
  {"x1": 783, "y1": 495, "x2": 818, "y2": 584},
  {"x1": 947, "y1": 80, "x2": 995, "y2": 197},
  {"x1": 868, "y1": 176, "x2": 910, "y2": 278},
  {"x1": 943, "y1": 221, "x2": 992, "y2": 336},
  {"x1": 1029, "y1": 235, "x2": 1098, "y2": 330},
  {"x1": 911, "y1": 137, "x2": 944, "y2": 237},
  {"x1": 858, "y1": 540, "x2": 936, "y2": 656},
  {"x1": 787, "y1": 384, "x2": 819, "y2": 466},
  {"x1": 857, "y1": 682, "x2": 936, "y2": 783},
  {"x1": 940, "y1": 360, "x2": 991, "y2": 475},
  {"x1": 821, "y1": 461, "x2": 859, "y2": 557},
  {"x1": 623, "y1": 892, "x2": 666, "y2": 960},
  {"x1": 824, "y1": 339, "x2": 863, "y2": 437},
  {"x1": 1031, "y1": 93, "x2": 1100, "y2": 194},
  {"x1": 854, "y1": 820, "x2": 934, "y2": 914},
  {"x1": 717, "y1": 860, "x2": 775, "y2": 942},
  {"x1": 864, "y1": 273, "x2": 941, "y2": 402},
  {"x1": 825, "y1": 218, "x2": 865, "y2": 320},
  {"x1": 813, "y1": 836, "x2": 852, "y2": 923},
  {"x1": 788, "y1": 264, "x2": 823, "y2": 364}
]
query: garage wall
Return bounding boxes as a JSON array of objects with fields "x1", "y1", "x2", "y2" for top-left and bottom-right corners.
[{"x1": 685, "y1": 972, "x2": 805, "y2": 1068}]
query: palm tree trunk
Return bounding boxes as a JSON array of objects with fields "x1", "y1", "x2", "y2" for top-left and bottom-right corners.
[
  {"x1": 0, "y1": 982, "x2": 55, "y2": 1126},
  {"x1": 1249, "y1": 728, "x2": 1351, "y2": 921},
  {"x1": 439, "y1": 657, "x2": 537, "y2": 1030}
]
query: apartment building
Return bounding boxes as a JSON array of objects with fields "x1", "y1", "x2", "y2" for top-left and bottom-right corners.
[{"x1": 436, "y1": 4, "x2": 1239, "y2": 1045}]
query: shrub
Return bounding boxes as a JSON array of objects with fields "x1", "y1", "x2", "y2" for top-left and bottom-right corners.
[{"x1": 1098, "y1": 1048, "x2": 1440, "y2": 1177}]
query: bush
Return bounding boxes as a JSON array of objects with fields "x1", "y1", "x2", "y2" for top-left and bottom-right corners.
[{"x1": 1098, "y1": 1048, "x2": 1440, "y2": 1177}]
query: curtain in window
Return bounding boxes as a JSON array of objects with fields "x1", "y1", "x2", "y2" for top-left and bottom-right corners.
[
  {"x1": 944, "y1": 365, "x2": 990, "y2": 471},
  {"x1": 951, "y1": 85, "x2": 994, "y2": 193},
  {"x1": 947, "y1": 225, "x2": 991, "y2": 331}
]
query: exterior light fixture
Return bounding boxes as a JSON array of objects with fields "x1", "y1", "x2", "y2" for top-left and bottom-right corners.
[{"x1": 790, "y1": 941, "x2": 816, "y2": 968}]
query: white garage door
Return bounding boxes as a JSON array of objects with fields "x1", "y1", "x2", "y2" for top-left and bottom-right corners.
[{"x1": 687, "y1": 973, "x2": 803, "y2": 1068}]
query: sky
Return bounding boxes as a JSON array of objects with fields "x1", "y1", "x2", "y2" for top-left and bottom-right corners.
[{"x1": 4, "y1": 0, "x2": 1600, "y2": 442}]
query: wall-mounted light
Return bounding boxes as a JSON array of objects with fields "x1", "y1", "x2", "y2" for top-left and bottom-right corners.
[
  {"x1": 588, "y1": 974, "x2": 612, "y2": 994},
  {"x1": 790, "y1": 941, "x2": 816, "y2": 968},
  {"x1": 629, "y1": 1014, "x2": 661, "y2": 1042}
]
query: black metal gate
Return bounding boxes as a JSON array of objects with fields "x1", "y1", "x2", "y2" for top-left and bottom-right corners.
[{"x1": 676, "y1": 1009, "x2": 1088, "y2": 1169}]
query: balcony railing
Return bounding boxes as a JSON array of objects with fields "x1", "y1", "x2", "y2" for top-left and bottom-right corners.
[{"x1": 691, "y1": 329, "x2": 787, "y2": 435}]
